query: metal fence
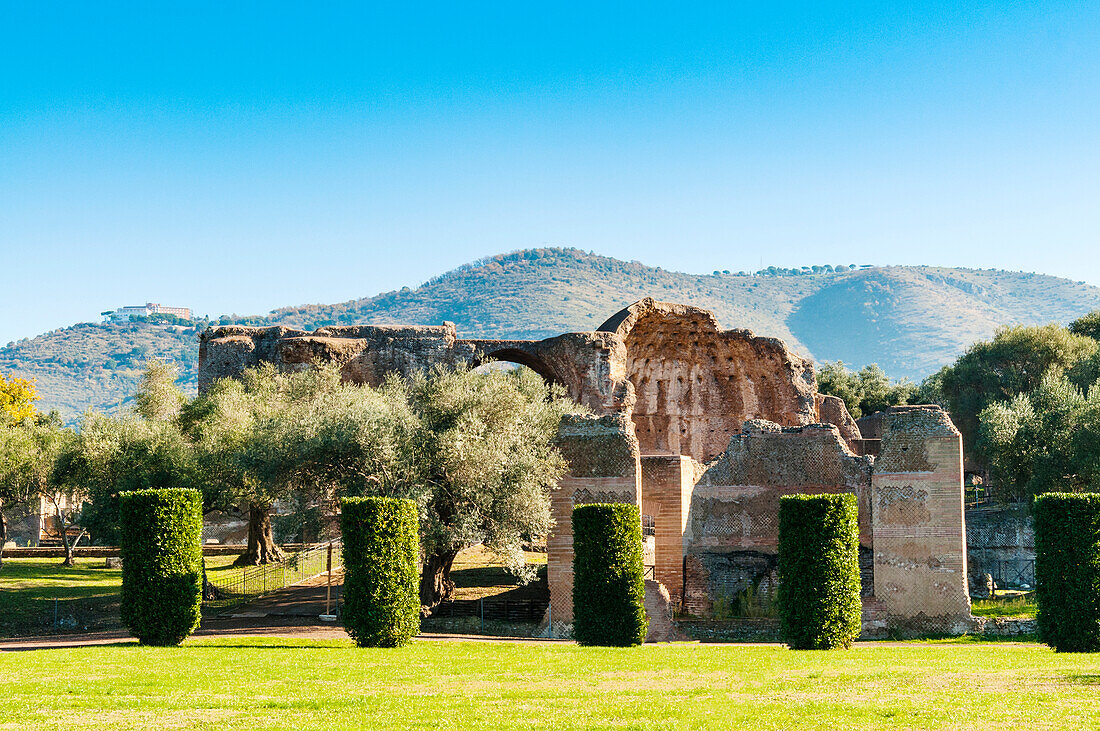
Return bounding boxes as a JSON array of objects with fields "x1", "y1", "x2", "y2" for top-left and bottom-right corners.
[
  {"x1": 203, "y1": 540, "x2": 342, "y2": 613},
  {"x1": 969, "y1": 555, "x2": 1036, "y2": 591},
  {"x1": 430, "y1": 596, "x2": 547, "y2": 624}
]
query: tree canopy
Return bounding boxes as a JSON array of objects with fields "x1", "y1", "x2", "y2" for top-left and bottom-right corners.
[
  {"x1": 977, "y1": 373, "x2": 1100, "y2": 500},
  {"x1": 0, "y1": 373, "x2": 38, "y2": 424},
  {"x1": 939, "y1": 323, "x2": 1098, "y2": 453},
  {"x1": 815, "y1": 361, "x2": 915, "y2": 420},
  {"x1": 45, "y1": 358, "x2": 578, "y2": 610}
]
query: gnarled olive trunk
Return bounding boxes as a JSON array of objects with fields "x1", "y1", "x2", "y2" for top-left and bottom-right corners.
[
  {"x1": 419, "y1": 548, "x2": 459, "y2": 615},
  {"x1": 233, "y1": 503, "x2": 285, "y2": 567}
]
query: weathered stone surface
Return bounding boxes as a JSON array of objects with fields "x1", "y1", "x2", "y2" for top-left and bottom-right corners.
[
  {"x1": 872, "y1": 405, "x2": 972, "y2": 636},
  {"x1": 966, "y1": 503, "x2": 1034, "y2": 591},
  {"x1": 815, "y1": 393, "x2": 862, "y2": 446},
  {"x1": 644, "y1": 579, "x2": 686, "y2": 642},
  {"x1": 681, "y1": 419, "x2": 873, "y2": 617},
  {"x1": 600, "y1": 298, "x2": 817, "y2": 463}
]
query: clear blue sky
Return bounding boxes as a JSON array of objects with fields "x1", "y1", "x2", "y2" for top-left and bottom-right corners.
[{"x1": 2, "y1": 2, "x2": 1099, "y2": 345}]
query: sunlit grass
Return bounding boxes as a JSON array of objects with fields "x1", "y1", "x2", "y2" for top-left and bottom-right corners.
[
  {"x1": 972, "y1": 593, "x2": 1037, "y2": 619},
  {"x1": 1, "y1": 638, "x2": 1098, "y2": 730}
]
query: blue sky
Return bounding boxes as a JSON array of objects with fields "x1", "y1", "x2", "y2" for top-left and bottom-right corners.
[{"x1": 2, "y1": 2, "x2": 1099, "y2": 344}]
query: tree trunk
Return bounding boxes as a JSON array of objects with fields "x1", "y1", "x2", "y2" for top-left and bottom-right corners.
[
  {"x1": 233, "y1": 503, "x2": 285, "y2": 567},
  {"x1": 419, "y1": 548, "x2": 459, "y2": 615},
  {"x1": 201, "y1": 557, "x2": 220, "y2": 600},
  {"x1": 61, "y1": 527, "x2": 86, "y2": 568},
  {"x1": 58, "y1": 506, "x2": 74, "y2": 567},
  {"x1": 0, "y1": 508, "x2": 7, "y2": 570}
]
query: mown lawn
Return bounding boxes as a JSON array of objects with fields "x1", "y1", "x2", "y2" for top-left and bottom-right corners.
[
  {"x1": 0, "y1": 557, "x2": 124, "y2": 635},
  {"x1": 1, "y1": 638, "x2": 1098, "y2": 730},
  {"x1": 0, "y1": 556, "x2": 238, "y2": 636}
]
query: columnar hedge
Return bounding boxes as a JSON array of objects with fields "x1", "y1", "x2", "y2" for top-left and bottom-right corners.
[
  {"x1": 777, "y1": 493, "x2": 862, "y2": 650},
  {"x1": 340, "y1": 496, "x2": 420, "y2": 647},
  {"x1": 572, "y1": 503, "x2": 648, "y2": 646},
  {"x1": 119, "y1": 488, "x2": 204, "y2": 646},
  {"x1": 1034, "y1": 492, "x2": 1100, "y2": 652}
]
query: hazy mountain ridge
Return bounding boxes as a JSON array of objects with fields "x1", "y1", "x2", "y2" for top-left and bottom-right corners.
[{"x1": 4, "y1": 248, "x2": 1099, "y2": 416}]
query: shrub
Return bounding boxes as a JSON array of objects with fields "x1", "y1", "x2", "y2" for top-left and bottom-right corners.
[
  {"x1": 777, "y1": 493, "x2": 862, "y2": 650},
  {"x1": 572, "y1": 503, "x2": 648, "y2": 646},
  {"x1": 119, "y1": 488, "x2": 203, "y2": 646},
  {"x1": 340, "y1": 496, "x2": 420, "y2": 647},
  {"x1": 1034, "y1": 492, "x2": 1100, "y2": 652}
]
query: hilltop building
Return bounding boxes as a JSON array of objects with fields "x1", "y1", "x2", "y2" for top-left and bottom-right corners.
[{"x1": 104, "y1": 303, "x2": 192, "y2": 322}]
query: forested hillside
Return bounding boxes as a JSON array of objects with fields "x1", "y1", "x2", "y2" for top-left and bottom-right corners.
[{"x1": 4, "y1": 248, "x2": 1099, "y2": 417}]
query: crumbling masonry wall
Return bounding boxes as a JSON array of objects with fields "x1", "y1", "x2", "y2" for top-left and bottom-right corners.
[
  {"x1": 598, "y1": 299, "x2": 818, "y2": 464},
  {"x1": 548, "y1": 414, "x2": 641, "y2": 627},
  {"x1": 871, "y1": 406, "x2": 971, "y2": 635},
  {"x1": 680, "y1": 420, "x2": 873, "y2": 616}
]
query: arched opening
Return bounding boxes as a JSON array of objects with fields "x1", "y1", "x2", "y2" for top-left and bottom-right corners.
[{"x1": 472, "y1": 348, "x2": 563, "y2": 390}]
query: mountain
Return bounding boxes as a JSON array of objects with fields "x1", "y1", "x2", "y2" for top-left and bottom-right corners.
[{"x1": 4, "y1": 248, "x2": 1100, "y2": 417}]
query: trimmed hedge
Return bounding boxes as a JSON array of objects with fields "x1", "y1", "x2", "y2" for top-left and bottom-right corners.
[
  {"x1": 340, "y1": 497, "x2": 420, "y2": 647},
  {"x1": 119, "y1": 488, "x2": 203, "y2": 646},
  {"x1": 1034, "y1": 492, "x2": 1100, "y2": 652},
  {"x1": 572, "y1": 503, "x2": 648, "y2": 646},
  {"x1": 777, "y1": 493, "x2": 862, "y2": 650}
]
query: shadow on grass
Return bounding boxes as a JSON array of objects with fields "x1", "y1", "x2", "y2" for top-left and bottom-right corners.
[
  {"x1": 1065, "y1": 674, "x2": 1100, "y2": 685},
  {"x1": 0, "y1": 641, "x2": 137, "y2": 653}
]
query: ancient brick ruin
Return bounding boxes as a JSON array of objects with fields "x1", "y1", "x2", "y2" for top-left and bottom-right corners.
[{"x1": 199, "y1": 298, "x2": 973, "y2": 637}]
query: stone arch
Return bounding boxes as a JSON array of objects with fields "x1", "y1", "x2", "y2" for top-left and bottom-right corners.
[{"x1": 473, "y1": 347, "x2": 565, "y2": 390}]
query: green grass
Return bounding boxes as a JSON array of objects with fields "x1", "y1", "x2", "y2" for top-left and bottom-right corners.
[
  {"x1": 0, "y1": 555, "x2": 238, "y2": 636},
  {"x1": 1, "y1": 638, "x2": 1099, "y2": 729},
  {"x1": 971, "y1": 593, "x2": 1037, "y2": 619},
  {"x1": 0, "y1": 557, "x2": 124, "y2": 635}
]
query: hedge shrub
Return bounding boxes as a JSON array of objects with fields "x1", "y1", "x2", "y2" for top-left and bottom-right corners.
[
  {"x1": 340, "y1": 496, "x2": 420, "y2": 647},
  {"x1": 119, "y1": 488, "x2": 203, "y2": 646},
  {"x1": 572, "y1": 503, "x2": 648, "y2": 646},
  {"x1": 1034, "y1": 492, "x2": 1100, "y2": 652},
  {"x1": 777, "y1": 493, "x2": 862, "y2": 650}
]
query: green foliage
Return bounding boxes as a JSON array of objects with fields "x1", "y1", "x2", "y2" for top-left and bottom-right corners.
[
  {"x1": 118, "y1": 488, "x2": 203, "y2": 646},
  {"x1": 407, "y1": 365, "x2": 576, "y2": 584},
  {"x1": 1033, "y1": 493, "x2": 1100, "y2": 652},
  {"x1": 977, "y1": 373, "x2": 1100, "y2": 499},
  {"x1": 777, "y1": 494, "x2": 862, "y2": 650},
  {"x1": 571, "y1": 503, "x2": 648, "y2": 647},
  {"x1": 941, "y1": 324, "x2": 1098, "y2": 453},
  {"x1": 816, "y1": 361, "x2": 915, "y2": 419},
  {"x1": 133, "y1": 359, "x2": 186, "y2": 422},
  {"x1": 339, "y1": 496, "x2": 420, "y2": 647},
  {"x1": 1069, "y1": 310, "x2": 1100, "y2": 342},
  {"x1": 0, "y1": 417, "x2": 76, "y2": 558},
  {"x1": 56, "y1": 411, "x2": 197, "y2": 545}
]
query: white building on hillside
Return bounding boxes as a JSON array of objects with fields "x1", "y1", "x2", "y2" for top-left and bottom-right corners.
[{"x1": 104, "y1": 303, "x2": 192, "y2": 322}]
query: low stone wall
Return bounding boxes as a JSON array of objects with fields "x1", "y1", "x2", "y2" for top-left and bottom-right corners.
[{"x1": 970, "y1": 616, "x2": 1037, "y2": 637}]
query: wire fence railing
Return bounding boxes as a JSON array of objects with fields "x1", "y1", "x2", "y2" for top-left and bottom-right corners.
[{"x1": 203, "y1": 540, "x2": 342, "y2": 614}]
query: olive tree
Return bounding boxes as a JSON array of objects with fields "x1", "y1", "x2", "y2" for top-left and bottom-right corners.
[
  {"x1": 0, "y1": 415, "x2": 80, "y2": 565},
  {"x1": 978, "y1": 372, "x2": 1100, "y2": 499},
  {"x1": 941, "y1": 324, "x2": 1097, "y2": 454},
  {"x1": 405, "y1": 365, "x2": 578, "y2": 611}
]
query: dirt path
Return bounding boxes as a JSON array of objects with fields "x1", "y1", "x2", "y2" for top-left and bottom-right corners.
[{"x1": 216, "y1": 570, "x2": 344, "y2": 618}]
